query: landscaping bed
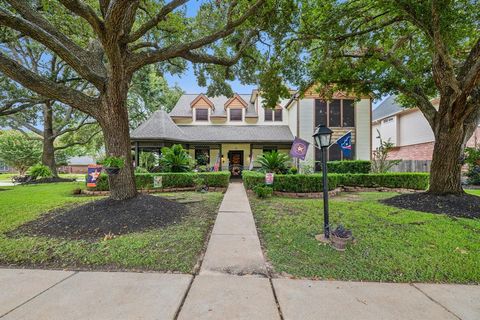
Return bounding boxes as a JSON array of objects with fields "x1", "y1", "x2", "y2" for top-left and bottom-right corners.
[
  {"x1": 11, "y1": 194, "x2": 189, "y2": 240},
  {"x1": 249, "y1": 192, "x2": 480, "y2": 283},
  {"x1": 382, "y1": 192, "x2": 480, "y2": 219},
  {"x1": 0, "y1": 182, "x2": 223, "y2": 272}
]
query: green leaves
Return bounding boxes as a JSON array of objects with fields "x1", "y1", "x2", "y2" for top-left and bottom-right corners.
[
  {"x1": 255, "y1": 151, "x2": 291, "y2": 174},
  {"x1": 160, "y1": 144, "x2": 193, "y2": 173},
  {"x1": 0, "y1": 131, "x2": 42, "y2": 175}
]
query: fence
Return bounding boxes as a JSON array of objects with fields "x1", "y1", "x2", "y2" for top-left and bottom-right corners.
[{"x1": 388, "y1": 160, "x2": 431, "y2": 173}]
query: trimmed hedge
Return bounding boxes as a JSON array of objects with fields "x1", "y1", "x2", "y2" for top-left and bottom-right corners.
[
  {"x1": 243, "y1": 171, "x2": 341, "y2": 192},
  {"x1": 327, "y1": 160, "x2": 371, "y2": 174},
  {"x1": 87, "y1": 171, "x2": 231, "y2": 191},
  {"x1": 242, "y1": 171, "x2": 429, "y2": 192}
]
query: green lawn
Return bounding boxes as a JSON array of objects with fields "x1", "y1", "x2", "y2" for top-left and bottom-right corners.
[
  {"x1": 0, "y1": 183, "x2": 222, "y2": 272},
  {"x1": 0, "y1": 173, "x2": 86, "y2": 182},
  {"x1": 250, "y1": 192, "x2": 480, "y2": 284},
  {"x1": 466, "y1": 189, "x2": 480, "y2": 196}
]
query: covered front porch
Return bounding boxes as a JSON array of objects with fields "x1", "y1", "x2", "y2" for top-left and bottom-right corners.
[{"x1": 132, "y1": 141, "x2": 292, "y2": 177}]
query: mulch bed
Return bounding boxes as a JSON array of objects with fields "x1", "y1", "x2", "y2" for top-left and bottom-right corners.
[
  {"x1": 382, "y1": 192, "x2": 480, "y2": 219},
  {"x1": 10, "y1": 194, "x2": 188, "y2": 240}
]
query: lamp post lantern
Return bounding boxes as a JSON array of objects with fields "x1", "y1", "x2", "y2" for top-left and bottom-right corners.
[{"x1": 313, "y1": 125, "x2": 333, "y2": 239}]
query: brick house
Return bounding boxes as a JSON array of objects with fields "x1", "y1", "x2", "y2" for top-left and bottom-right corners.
[
  {"x1": 372, "y1": 95, "x2": 480, "y2": 161},
  {"x1": 131, "y1": 88, "x2": 372, "y2": 175}
]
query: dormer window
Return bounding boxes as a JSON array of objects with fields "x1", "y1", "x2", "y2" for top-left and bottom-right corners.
[
  {"x1": 196, "y1": 108, "x2": 208, "y2": 121},
  {"x1": 230, "y1": 109, "x2": 242, "y2": 121},
  {"x1": 265, "y1": 106, "x2": 283, "y2": 122}
]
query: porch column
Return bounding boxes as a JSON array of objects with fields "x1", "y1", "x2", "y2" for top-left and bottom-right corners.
[{"x1": 134, "y1": 142, "x2": 139, "y2": 167}]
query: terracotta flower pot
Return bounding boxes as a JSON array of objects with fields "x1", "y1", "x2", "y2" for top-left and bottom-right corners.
[{"x1": 330, "y1": 234, "x2": 353, "y2": 251}]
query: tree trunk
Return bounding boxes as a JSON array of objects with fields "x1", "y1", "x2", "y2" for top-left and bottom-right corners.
[
  {"x1": 98, "y1": 86, "x2": 137, "y2": 201},
  {"x1": 42, "y1": 103, "x2": 58, "y2": 177},
  {"x1": 428, "y1": 118, "x2": 467, "y2": 195}
]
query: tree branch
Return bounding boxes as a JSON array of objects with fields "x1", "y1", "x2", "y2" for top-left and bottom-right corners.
[
  {"x1": 58, "y1": 0, "x2": 105, "y2": 37},
  {"x1": 127, "y1": 0, "x2": 265, "y2": 72},
  {"x1": 0, "y1": 52, "x2": 99, "y2": 116},
  {"x1": 54, "y1": 128, "x2": 102, "y2": 151},
  {"x1": 127, "y1": 0, "x2": 189, "y2": 43},
  {"x1": 0, "y1": 3, "x2": 106, "y2": 88}
]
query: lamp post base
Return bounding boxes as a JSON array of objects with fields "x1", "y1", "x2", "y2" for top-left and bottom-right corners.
[{"x1": 315, "y1": 234, "x2": 331, "y2": 243}]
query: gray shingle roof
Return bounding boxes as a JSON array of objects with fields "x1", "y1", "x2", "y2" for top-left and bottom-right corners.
[
  {"x1": 372, "y1": 95, "x2": 405, "y2": 121},
  {"x1": 170, "y1": 94, "x2": 256, "y2": 118},
  {"x1": 178, "y1": 125, "x2": 294, "y2": 143},
  {"x1": 130, "y1": 109, "x2": 294, "y2": 143},
  {"x1": 131, "y1": 110, "x2": 190, "y2": 141}
]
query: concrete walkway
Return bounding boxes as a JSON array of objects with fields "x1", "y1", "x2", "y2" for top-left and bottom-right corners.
[{"x1": 1, "y1": 182, "x2": 479, "y2": 319}]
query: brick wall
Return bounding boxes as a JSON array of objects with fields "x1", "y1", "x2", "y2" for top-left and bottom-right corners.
[
  {"x1": 386, "y1": 127, "x2": 480, "y2": 161},
  {"x1": 388, "y1": 142, "x2": 435, "y2": 161}
]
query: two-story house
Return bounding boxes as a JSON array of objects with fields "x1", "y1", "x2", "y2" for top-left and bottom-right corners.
[
  {"x1": 372, "y1": 95, "x2": 480, "y2": 161},
  {"x1": 131, "y1": 88, "x2": 372, "y2": 175}
]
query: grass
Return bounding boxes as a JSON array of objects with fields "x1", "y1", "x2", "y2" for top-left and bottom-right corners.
[
  {"x1": 466, "y1": 189, "x2": 480, "y2": 196},
  {"x1": 0, "y1": 183, "x2": 222, "y2": 272},
  {"x1": 249, "y1": 192, "x2": 480, "y2": 284},
  {"x1": 0, "y1": 173, "x2": 86, "y2": 182}
]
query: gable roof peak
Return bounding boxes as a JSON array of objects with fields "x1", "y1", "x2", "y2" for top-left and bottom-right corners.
[
  {"x1": 224, "y1": 93, "x2": 248, "y2": 109},
  {"x1": 190, "y1": 94, "x2": 215, "y2": 110}
]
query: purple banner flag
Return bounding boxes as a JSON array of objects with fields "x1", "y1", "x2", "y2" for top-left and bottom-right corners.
[
  {"x1": 290, "y1": 137, "x2": 310, "y2": 160},
  {"x1": 87, "y1": 165, "x2": 102, "y2": 187}
]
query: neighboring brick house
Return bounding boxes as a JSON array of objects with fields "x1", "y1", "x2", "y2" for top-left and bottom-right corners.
[
  {"x1": 59, "y1": 156, "x2": 96, "y2": 174},
  {"x1": 372, "y1": 95, "x2": 480, "y2": 161},
  {"x1": 131, "y1": 88, "x2": 372, "y2": 175}
]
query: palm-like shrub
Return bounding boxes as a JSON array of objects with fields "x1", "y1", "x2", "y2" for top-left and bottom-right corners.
[
  {"x1": 256, "y1": 151, "x2": 290, "y2": 174},
  {"x1": 28, "y1": 164, "x2": 52, "y2": 179},
  {"x1": 160, "y1": 144, "x2": 192, "y2": 172}
]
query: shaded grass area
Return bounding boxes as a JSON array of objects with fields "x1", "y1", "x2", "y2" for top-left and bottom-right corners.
[
  {"x1": 0, "y1": 173, "x2": 86, "y2": 182},
  {"x1": 0, "y1": 183, "x2": 222, "y2": 272},
  {"x1": 250, "y1": 192, "x2": 480, "y2": 283}
]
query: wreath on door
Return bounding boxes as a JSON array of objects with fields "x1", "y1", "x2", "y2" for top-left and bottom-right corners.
[{"x1": 232, "y1": 166, "x2": 241, "y2": 176}]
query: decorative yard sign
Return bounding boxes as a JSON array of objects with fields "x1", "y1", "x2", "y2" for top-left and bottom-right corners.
[
  {"x1": 290, "y1": 137, "x2": 310, "y2": 160},
  {"x1": 265, "y1": 172, "x2": 275, "y2": 185},
  {"x1": 87, "y1": 165, "x2": 102, "y2": 187},
  {"x1": 154, "y1": 176, "x2": 163, "y2": 188}
]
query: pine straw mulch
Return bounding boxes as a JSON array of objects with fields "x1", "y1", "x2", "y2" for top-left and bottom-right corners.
[{"x1": 382, "y1": 192, "x2": 480, "y2": 219}]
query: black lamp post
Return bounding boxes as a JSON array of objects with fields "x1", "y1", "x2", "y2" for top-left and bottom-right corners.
[{"x1": 313, "y1": 124, "x2": 333, "y2": 239}]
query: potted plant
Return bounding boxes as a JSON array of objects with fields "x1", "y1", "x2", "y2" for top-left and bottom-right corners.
[
  {"x1": 102, "y1": 156, "x2": 125, "y2": 175},
  {"x1": 330, "y1": 225, "x2": 353, "y2": 251}
]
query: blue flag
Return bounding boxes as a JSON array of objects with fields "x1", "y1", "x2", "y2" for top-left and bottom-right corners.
[{"x1": 336, "y1": 132, "x2": 352, "y2": 157}]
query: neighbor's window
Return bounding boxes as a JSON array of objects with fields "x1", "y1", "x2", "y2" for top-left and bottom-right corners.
[
  {"x1": 196, "y1": 108, "x2": 208, "y2": 121},
  {"x1": 230, "y1": 109, "x2": 242, "y2": 121},
  {"x1": 264, "y1": 108, "x2": 273, "y2": 121},
  {"x1": 274, "y1": 109, "x2": 283, "y2": 122}
]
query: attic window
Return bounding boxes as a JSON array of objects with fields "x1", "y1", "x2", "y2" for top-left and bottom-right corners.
[
  {"x1": 230, "y1": 109, "x2": 242, "y2": 121},
  {"x1": 383, "y1": 117, "x2": 393, "y2": 123},
  {"x1": 196, "y1": 108, "x2": 208, "y2": 121}
]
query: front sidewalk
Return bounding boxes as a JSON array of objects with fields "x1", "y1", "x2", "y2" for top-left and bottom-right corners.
[{"x1": 1, "y1": 182, "x2": 479, "y2": 319}]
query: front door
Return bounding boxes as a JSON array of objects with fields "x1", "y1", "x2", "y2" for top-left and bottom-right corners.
[{"x1": 228, "y1": 151, "x2": 244, "y2": 178}]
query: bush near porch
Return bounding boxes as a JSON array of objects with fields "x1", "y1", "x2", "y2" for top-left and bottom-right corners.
[
  {"x1": 88, "y1": 172, "x2": 231, "y2": 191},
  {"x1": 327, "y1": 160, "x2": 371, "y2": 174},
  {"x1": 242, "y1": 171, "x2": 429, "y2": 192}
]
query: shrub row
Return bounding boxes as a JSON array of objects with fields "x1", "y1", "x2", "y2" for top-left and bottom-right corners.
[
  {"x1": 88, "y1": 171, "x2": 231, "y2": 191},
  {"x1": 242, "y1": 171, "x2": 429, "y2": 192},
  {"x1": 327, "y1": 160, "x2": 371, "y2": 174}
]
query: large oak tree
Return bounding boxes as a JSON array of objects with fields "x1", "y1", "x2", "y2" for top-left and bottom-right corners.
[
  {"x1": 261, "y1": 0, "x2": 480, "y2": 195},
  {"x1": 0, "y1": 0, "x2": 268, "y2": 199}
]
